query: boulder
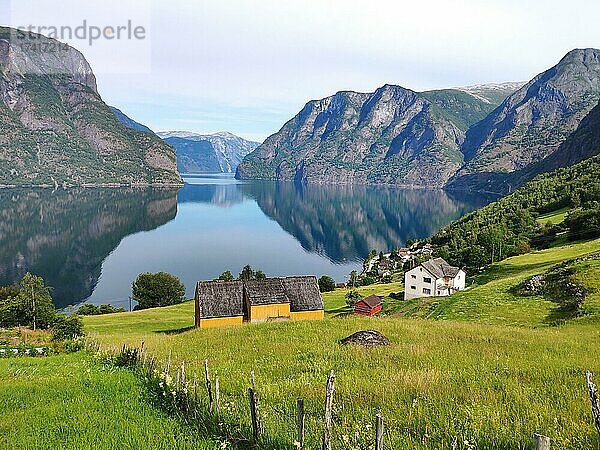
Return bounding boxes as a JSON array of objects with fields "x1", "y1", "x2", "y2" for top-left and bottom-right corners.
[{"x1": 340, "y1": 330, "x2": 390, "y2": 347}]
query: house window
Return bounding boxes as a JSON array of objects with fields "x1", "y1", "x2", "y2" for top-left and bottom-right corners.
[
  {"x1": 423, "y1": 277, "x2": 432, "y2": 283},
  {"x1": 423, "y1": 288, "x2": 431, "y2": 295},
  {"x1": 411, "y1": 285, "x2": 416, "y2": 290},
  {"x1": 411, "y1": 274, "x2": 416, "y2": 279}
]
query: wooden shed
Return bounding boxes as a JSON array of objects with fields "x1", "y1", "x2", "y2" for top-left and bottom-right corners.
[
  {"x1": 354, "y1": 295, "x2": 383, "y2": 316},
  {"x1": 194, "y1": 276, "x2": 324, "y2": 328}
]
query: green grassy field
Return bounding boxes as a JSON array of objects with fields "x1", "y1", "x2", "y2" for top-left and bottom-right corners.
[
  {"x1": 537, "y1": 208, "x2": 572, "y2": 225},
  {"x1": 3, "y1": 238, "x2": 600, "y2": 449},
  {"x1": 79, "y1": 239, "x2": 600, "y2": 449},
  {"x1": 0, "y1": 353, "x2": 226, "y2": 449}
]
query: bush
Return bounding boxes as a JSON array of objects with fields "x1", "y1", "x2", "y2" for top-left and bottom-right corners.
[
  {"x1": 132, "y1": 272, "x2": 186, "y2": 310},
  {"x1": 318, "y1": 275, "x2": 336, "y2": 292},
  {"x1": 77, "y1": 304, "x2": 126, "y2": 316},
  {"x1": 52, "y1": 315, "x2": 84, "y2": 341},
  {"x1": 360, "y1": 276, "x2": 375, "y2": 286}
]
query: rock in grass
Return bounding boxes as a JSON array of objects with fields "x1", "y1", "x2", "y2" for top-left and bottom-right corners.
[{"x1": 340, "y1": 330, "x2": 390, "y2": 347}]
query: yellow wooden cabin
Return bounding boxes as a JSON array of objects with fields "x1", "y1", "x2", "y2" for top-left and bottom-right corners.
[{"x1": 194, "y1": 276, "x2": 324, "y2": 328}]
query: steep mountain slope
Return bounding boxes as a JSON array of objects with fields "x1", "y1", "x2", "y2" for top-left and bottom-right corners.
[
  {"x1": 158, "y1": 131, "x2": 259, "y2": 173},
  {"x1": 0, "y1": 28, "x2": 181, "y2": 186},
  {"x1": 237, "y1": 85, "x2": 505, "y2": 187},
  {"x1": 448, "y1": 49, "x2": 600, "y2": 191},
  {"x1": 110, "y1": 107, "x2": 154, "y2": 134}
]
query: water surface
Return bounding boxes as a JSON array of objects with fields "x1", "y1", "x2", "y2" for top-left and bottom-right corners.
[{"x1": 0, "y1": 174, "x2": 496, "y2": 308}]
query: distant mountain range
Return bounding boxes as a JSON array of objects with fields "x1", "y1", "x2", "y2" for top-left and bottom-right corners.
[
  {"x1": 0, "y1": 27, "x2": 181, "y2": 187},
  {"x1": 237, "y1": 49, "x2": 600, "y2": 194},
  {"x1": 157, "y1": 131, "x2": 260, "y2": 174},
  {"x1": 108, "y1": 108, "x2": 259, "y2": 174}
]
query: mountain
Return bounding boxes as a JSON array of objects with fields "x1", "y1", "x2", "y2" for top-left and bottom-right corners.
[
  {"x1": 0, "y1": 28, "x2": 181, "y2": 187},
  {"x1": 236, "y1": 85, "x2": 511, "y2": 187},
  {"x1": 448, "y1": 48, "x2": 600, "y2": 192},
  {"x1": 238, "y1": 49, "x2": 600, "y2": 192},
  {"x1": 157, "y1": 131, "x2": 260, "y2": 173},
  {"x1": 110, "y1": 107, "x2": 154, "y2": 134}
]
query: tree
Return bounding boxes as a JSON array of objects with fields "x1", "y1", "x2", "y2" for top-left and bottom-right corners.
[
  {"x1": 0, "y1": 273, "x2": 56, "y2": 329},
  {"x1": 132, "y1": 272, "x2": 186, "y2": 310},
  {"x1": 255, "y1": 270, "x2": 267, "y2": 280},
  {"x1": 318, "y1": 275, "x2": 336, "y2": 293},
  {"x1": 239, "y1": 265, "x2": 255, "y2": 281},
  {"x1": 345, "y1": 290, "x2": 362, "y2": 307},
  {"x1": 348, "y1": 270, "x2": 358, "y2": 288},
  {"x1": 218, "y1": 271, "x2": 234, "y2": 282}
]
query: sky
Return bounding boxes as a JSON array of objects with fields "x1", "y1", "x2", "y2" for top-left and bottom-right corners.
[{"x1": 4, "y1": 0, "x2": 600, "y2": 142}]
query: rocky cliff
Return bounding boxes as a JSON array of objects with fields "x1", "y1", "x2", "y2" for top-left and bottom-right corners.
[
  {"x1": 0, "y1": 28, "x2": 181, "y2": 186},
  {"x1": 237, "y1": 86, "x2": 501, "y2": 188}
]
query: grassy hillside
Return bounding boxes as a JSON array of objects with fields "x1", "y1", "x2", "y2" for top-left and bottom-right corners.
[{"x1": 83, "y1": 239, "x2": 600, "y2": 449}]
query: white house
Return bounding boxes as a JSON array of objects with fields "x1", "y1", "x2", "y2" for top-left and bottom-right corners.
[{"x1": 404, "y1": 257, "x2": 466, "y2": 301}]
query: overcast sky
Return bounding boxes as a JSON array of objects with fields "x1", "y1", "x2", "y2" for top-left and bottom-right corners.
[{"x1": 5, "y1": 0, "x2": 600, "y2": 141}]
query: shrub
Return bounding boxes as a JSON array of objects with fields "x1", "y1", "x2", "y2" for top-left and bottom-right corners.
[
  {"x1": 360, "y1": 276, "x2": 375, "y2": 286},
  {"x1": 345, "y1": 290, "x2": 362, "y2": 307},
  {"x1": 132, "y1": 272, "x2": 186, "y2": 310},
  {"x1": 318, "y1": 275, "x2": 336, "y2": 292},
  {"x1": 52, "y1": 315, "x2": 84, "y2": 341},
  {"x1": 77, "y1": 304, "x2": 126, "y2": 315}
]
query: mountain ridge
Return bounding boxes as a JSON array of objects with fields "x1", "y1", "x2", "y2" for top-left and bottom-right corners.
[{"x1": 237, "y1": 49, "x2": 600, "y2": 192}]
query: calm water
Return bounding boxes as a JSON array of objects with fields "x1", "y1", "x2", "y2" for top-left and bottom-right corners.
[{"x1": 0, "y1": 175, "x2": 496, "y2": 308}]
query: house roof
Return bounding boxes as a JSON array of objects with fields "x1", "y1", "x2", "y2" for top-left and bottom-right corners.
[
  {"x1": 244, "y1": 279, "x2": 289, "y2": 305},
  {"x1": 420, "y1": 257, "x2": 461, "y2": 279},
  {"x1": 357, "y1": 295, "x2": 383, "y2": 309},
  {"x1": 196, "y1": 280, "x2": 244, "y2": 319},
  {"x1": 281, "y1": 276, "x2": 324, "y2": 312}
]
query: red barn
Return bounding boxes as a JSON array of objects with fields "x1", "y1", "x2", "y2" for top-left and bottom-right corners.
[{"x1": 354, "y1": 295, "x2": 383, "y2": 316}]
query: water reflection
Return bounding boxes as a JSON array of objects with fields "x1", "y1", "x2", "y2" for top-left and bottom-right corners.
[
  {"x1": 0, "y1": 177, "x2": 495, "y2": 307},
  {"x1": 0, "y1": 188, "x2": 177, "y2": 308}
]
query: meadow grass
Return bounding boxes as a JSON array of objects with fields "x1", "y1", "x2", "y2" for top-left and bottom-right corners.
[
  {"x1": 83, "y1": 239, "x2": 600, "y2": 449},
  {"x1": 537, "y1": 208, "x2": 572, "y2": 225},
  {"x1": 0, "y1": 352, "x2": 232, "y2": 449}
]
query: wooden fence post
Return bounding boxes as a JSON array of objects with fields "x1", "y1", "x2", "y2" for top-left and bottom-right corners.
[
  {"x1": 215, "y1": 371, "x2": 220, "y2": 417},
  {"x1": 586, "y1": 371, "x2": 600, "y2": 435},
  {"x1": 322, "y1": 370, "x2": 335, "y2": 450},
  {"x1": 248, "y1": 387, "x2": 262, "y2": 440},
  {"x1": 534, "y1": 433, "x2": 550, "y2": 450},
  {"x1": 297, "y1": 398, "x2": 305, "y2": 448},
  {"x1": 204, "y1": 359, "x2": 213, "y2": 413},
  {"x1": 375, "y1": 414, "x2": 384, "y2": 450}
]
